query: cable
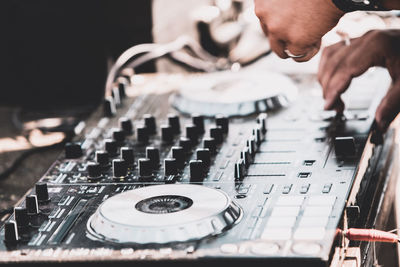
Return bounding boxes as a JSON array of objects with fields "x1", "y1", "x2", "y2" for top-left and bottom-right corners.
[{"x1": 344, "y1": 228, "x2": 400, "y2": 243}]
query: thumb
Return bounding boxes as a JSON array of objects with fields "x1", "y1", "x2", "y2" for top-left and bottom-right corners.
[{"x1": 375, "y1": 80, "x2": 400, "y2": 133}]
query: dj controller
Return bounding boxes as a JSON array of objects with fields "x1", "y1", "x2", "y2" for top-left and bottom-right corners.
[{"x1": 0, "y1": 67, "x2": 395, "y2": 266}]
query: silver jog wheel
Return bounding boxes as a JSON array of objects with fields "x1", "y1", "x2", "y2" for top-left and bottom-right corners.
[{"x1": 88, "y1": 184, "x2": 242, "y2": 244}]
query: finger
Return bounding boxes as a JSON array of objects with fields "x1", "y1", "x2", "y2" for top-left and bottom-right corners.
[
  {"x1": 375, "y1": 81, "x2": 400, "y2": 133},
  {"x1": 318, "y1": 41, "x2": 347, "y2": 85},
  {"x1": 285, "y1": 41, "x2": 321, "y2": 62}
]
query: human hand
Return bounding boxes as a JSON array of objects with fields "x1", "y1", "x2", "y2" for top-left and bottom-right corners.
[
  {"x1": 318, "y1": 30, "x2": 400, "y2": 133},
  {"x1": 254, "y1": 0, "x2": 344, "y2": 62}
]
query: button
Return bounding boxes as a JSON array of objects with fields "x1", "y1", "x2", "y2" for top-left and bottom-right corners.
[
  {"x1": 192, "y1": 114, "x2": 205, "y2": 134},
  {"x1": 4, "y1": 221, "x2": 18, "y2": 243},
  {"x1": 300, "y1": 184, "x2": 310, "y2": 194},
  {"x1": 121, "y1": 147, "x2": 135, "y2": 166},
  {"x1": 25, "y1": 195, "x2": 39, "y2": 215},
  {"x1": 282, "y1": 184, "x2": 293, "y2": 194},
  {"x1": 203, "y1": 138, "x2": 216, "y2": 154},
  {"x1": 210, "y1": 127, "x2": 223, "y2": 144},
  {"x1": 247, "y1": 137, "x2": 257, "y2": 156},
  {"x1": 196, "y1": 148, "x2": 211, "y2": 168},
  {"x1": 87, "y1": 162, "x2": 102, "y2": 179},
  {"x1": 215, "y1": 114, "x2": 229, "y2": 134},
  {"x1": 298, "y1": 217, "x2": 329, "y2": 227},
  {"x1": 270, "y1": 206, "x2": 300, "y2": 217},
  {"x1": 220, "y1": 244, "x2": 238, "y2": 254},
  {"x1": 308, "y1": 196, "x2": 336, "y2": 206},
  {"x1": 112, "y1": 87, "x2": 121, "y2": 107},
  {"x1": 138, "y1": 158, "x2": 152, "y2": 177},
  {"x1": 252, "y1": 126, "x2": 263, "y2": 145},
  {"x1": 96, "y1": 151, "x2": 109, "y2": 166},
  {"x1": 167, "y1": 114, "x2": 181, "y2": 134},
  {"x1": 303, "y1": 206, "x2": 332, "y2": 217},
  {"x1": 234, "y1": 159, "x2": 245, "y2": 180},
  {"x1": 334, "y1": 136, "x2": 356, "y2": 157},
  {"x1": 161, "y1": 125, "x2": 174, "y2": 144},
  {"x1": 103, "y1": 96, "x2": 116, "y2": 117},
  {"x1": 104, "y1": 139, "x2": 118, "y2": 156},
  {"x1": 322, "y1": 183, "x2": 332, "y2": 194},
  {"x1": 292, "y1": 242, "x2": 321, "y2": 256},
  {"x1": 64, "y1": 142, "x2": 83, "y2": 159},
  {"x1": 266, "y1": 216, "x2": 297, "y2": 228},
  {"x1": 171, "y1": 146, "x2": 185, "y2": 169},
  {"x1": 112, "y1": 128, "x2": 126, "y2": 143},
  {"x1": 189, "y1": 160, "x2": 205, "y2": 182},
  {"x1": 263, "y1": 184, "x2": 274, "y2": 194},
  {"x1": 179, "y1": 137, "x2": 192, "y2": 153},
  {"x1": 117, "y1": 81, "x2": 126, "y2": 98},
  {"x1": 35, "y1": 182, "x2": 49, "y2": 202},
  {"x1": 276, "y1": 196, "x2": 304, "y2": 206},
  {"x1": 113, "y1": 159, "x2": 127, "y2": 178},
  {"x1": 257, "y1": 113, "x2": 268, "y2": 134},
  {"x1": 119, "y1": 117, "x2": 133, "y2": 135},
  {"x1": 164, "y1": 158, "x2": 178, "y2": 176},
  {"x1": 146, "y1": 147, "x2": 160, "y2": 169},
  {"x1": 143, "y1": 114, "x2": 156, "y2": 135},
  {"x1": 251, "y1": 242, "x2": 279, "y2": 255},
  {"x1": 261, "y1": 228, "x2": 292, "y2": 240},
  {"x1": 136, "y1": 125, "x2": 149, "y2": 144},
  {"x1": 293, "y1": 227, "x2": 326, "y2": 241},
  {"x1": 14, "y1": 207, "x2": 29, "y2": 228},
  {"x1": 186, "y1": 124, "x2": 199, "y2": 145}
]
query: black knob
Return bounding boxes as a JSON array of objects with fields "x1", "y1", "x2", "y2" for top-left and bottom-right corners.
[
  {"x1": 113, "y1": 159, "x2": 128, "y2": 178},
  {"x1": 196, "y1": 148, "x2": 211, "y2": 168},
  {"x1": 189, "y1": 160, "x2": 205, "y2": 182},
  {"x1": 179, "y1": 137, "x2": 192, "y2": 153},
  {"x1": 168, "y1": 114, "x2": 181, "y2": 134},
  {"x1": 35, "y1": 182, "x2": 49, "y2": 202},
  {"x1": 144, "y1": 114, "x2": 156, "y2": 135},
  {"x1": 104, "y1": 139, "x2": 118, "y2": 156},
  {"x1": 252, "y1": 127, "x2": 262, "y2": 146},
  {"x1": 119, "y1": 117, "x2": 133, "y2": 135},
  {"x1": 164, "y1": 158, "x2": 178, "y2": 176},
  {"x1": 65, "y1": 142, "x2": 82, "y2": 159},
  {"x1": 14, "y1": 207, "x2": 29, "y2": 228},
  {"x1": 138, "y1": 158, "x2": 152, "y2": 177},
  {"x1": 334, "y1": 137, "x2": 356, "y2": 157},
  {"x1": 203, "y1": 138, "x2": 217, "y2": 155},
  {"x1": 186, "y1": 124, "x2": 199, "y2": 145},
  {"x1": 104, "y1": 96, "x2": 116, "y2": 117},
  {"x1": 241, "y1": 148, "x2": 251, "y2": 168},
  {"x1": 234, "y1": 159, "x2": 245, "y2": 180},
  {"x1": 247, "y1": 137, "x2": 257, "y2": 157},
  {"x1": 192, "y1": 114, "x2": 205, "y2": 134},
  {"x1": 257, "y1": 113, "x2": 268, "y2": 134},
  {"x1": 87, "y1": 162, "x2": 102, "y2": 179},
  {"x1": 216, "y1": 114, "x2": 229, "y2": 134},
  {"x1": 112, "y1": 87, "x2": 121, "y2": 107},
  {"x1": 146, "y1": 147, "x2": 160, "y2": 169},
  {"x1": 136, "y1": 125, "x2": 149, "y2": 144},
  {"x1": 112, "y1": 128, "x2": 126, "y2": 143},
  {"x1": 25, "y1": 195, "x2": 39, "y2": 215},
  {"x1": 118, "y1": 81, "x2": 127, "y2": 98},
  {"x1": 121, "y1": 147, "x2": 135, "y2": 166},
  {"x1": 171, "y1": 146, "x2": 185, "y2": 169},
  {"x1": 4, "y1": 221, "x2": 18, "y2": 243},
  {"x1": 210, "y1": 127, "x2": 224, "y2": 144},
  {"x1": 161, "y1": 125, "x2": 174, "y2": 144},
  {"x1": 96, "y1": 151, "x2": 109, "y2": 166}
]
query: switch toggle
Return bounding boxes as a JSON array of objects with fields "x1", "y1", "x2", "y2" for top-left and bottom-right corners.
[{"x1": 334, "y1": 137, "x2": 356, "y2": 157}]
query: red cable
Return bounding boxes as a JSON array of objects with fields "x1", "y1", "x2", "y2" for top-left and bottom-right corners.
[{"x1": 345, "y1": 228, "x2": 399, "y2": 243}]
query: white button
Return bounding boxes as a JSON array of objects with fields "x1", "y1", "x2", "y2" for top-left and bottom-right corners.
[
  {"x1": 271, "y1": 206, "x2": 300, "y2": 217},
  {"x1": 308, "y1": 196, "x2": 336, "y2": 206},
  {"x1": 276, "y1": 196, "x2": 304, "y2": 206},
  {"x1": 303, "y1": 206, "x2": 332, "y2": 217},
  {"x1": 251, "y1": 242, "x2": 280, "y2": 255},
  {"x1": 266, "y1": 216, "x2": 297, "y2": 228},
  {"x1": 220, "y1": 244, "x2": 238, "y2": 254},
  {"x1": 298, "y1": 217, "x2": 329, "y2": 227},
  {"x1": 293, "y1": 227, "x2": 326, "y2": 240},
  {"x1": 261, "y1": 228, "x2": 292, "y2": 240},
  {"x1": 292, "y1": 242, "x2": 321, "y2": 255}
]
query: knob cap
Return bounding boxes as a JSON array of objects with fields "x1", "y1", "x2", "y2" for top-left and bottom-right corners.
[
  {"x1": 104, "y1": 139, "x2": 118, "y2": 156},
  {"x1": 186, "y1": 124, "x2": 199, "y2": 145},
  {"x1": 119, "y1": 117, "x2": 133, "y2": 135},
  {"x1": 161, "y1": 125, "x2": 174, "y2": 144},
  {"x1": 112, "y1": 87, "x2": 121, "y2": 107},
  {"x1": 189, "y1": 160, "x2": 205, "y2": 182},
  {"x1": 144, "y1": 114, "x2": 156, "y2": 135},
  {"x1": 171, "y1": 146, "x2": 185, "y2": 169},
  {"x1": 196, "y1": 148, "x2": 211, "y2": 168},
  {"x1": 112, "y1": 128, "x2": 126, "y2": 143},
  {"x1": 164, "y1": 158, "x2": 178, "y2": 176},
  {"x1": 234, "y1": 159, "x2": 245, "y2": 180},
  {"x1": 139, "y1": 158, "x2": 152, "y2": 177},
  {"x1": 210, "y1": 127, "x2": 224, "y2": 144},
  {"x1": 216, "y1": 114, "x2": 229, "y2": 134},
  {"x1": 87, "y1": 162, "x2": 102, "y2": 179},
  {"x1": 136, "y1": 125, "x2": 149, "y2": 144},
  {"x1": 192, "y1": 114, "x2": 205, "y2": 134},
  {"x1": 257, "y1": 113, "x2": 267, "y2": 134},
  {"x1": 168, "y1": 114, "x2": 181, "y2": 134},
  {"x1": 179, "y1": 137, "x2": 192, "y2": 153},
  {"x1": 203, "y1": 138, "x2": 217, "y2": 155},
  {"x1": 113, "y1": 159, "x2": 128, "y2": 178},
  {"x1": 334, "y1": 137, "x2": 356, "y2": 157},
  {"x1": 104, "y1": 96, "x2": 116, "y2": 117},
  {"x1": 14, "y1": 207, "x2": 29, "y2": 228},
  {"x1": 35, "y1": 182, "x2": 49, "y2": 202},
  {"x1": 65, "y1": 142, "x2": 82, "y2": 159},
  {"x1": 247, "y1": 137, "x2": 257, "y2": 157},
  {"x1": 121, "y1": 147, "x2": 135, "y2": 166},
  {"x1": 96, "y1": 151, "x2": 109, "y2": 166},
  {"x1": 4, "y1": 221, "x2": 18, "y2": 243},
  {"x1": 252, "y1": 127, "x2": 262, "y2": 146},
  {"x1": 146, "y1": 147, "x2": 160, "y2": 169},
  {"x1": 25, "y1": 195, "x2": 39, "y2": 215},
  {"x1": 241, "y1": 148, "x2": 251, "y2": 168},
  {"x1": 118, "y1": 81, "x2": 127, "y2": 98}
]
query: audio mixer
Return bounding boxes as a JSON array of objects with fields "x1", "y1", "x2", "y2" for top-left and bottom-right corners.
[{"x1": 0, "y1": 67, "x2": 394, "y2": 266}]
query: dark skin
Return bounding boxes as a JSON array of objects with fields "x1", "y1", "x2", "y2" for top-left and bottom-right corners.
[{"x1": 254, "y1": 0, "x2": 400, "y2": 133}]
